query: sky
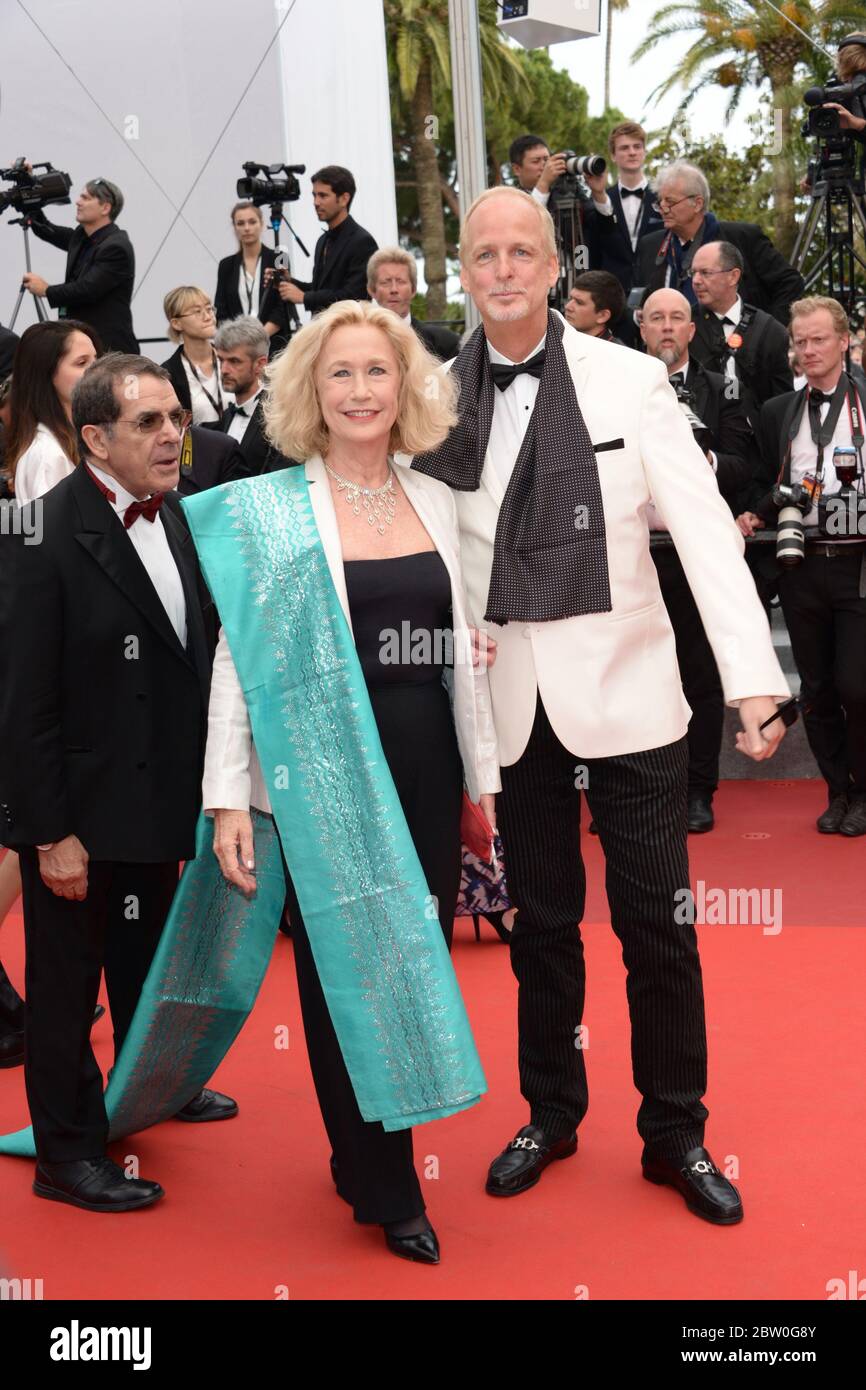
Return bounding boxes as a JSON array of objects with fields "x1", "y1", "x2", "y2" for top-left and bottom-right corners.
[{"x1": 539, "y1": 1, "x2": 769, "y2": 153}]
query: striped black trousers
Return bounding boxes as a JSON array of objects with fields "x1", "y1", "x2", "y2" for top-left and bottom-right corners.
[{"x1": 496, "y1": 695, "x2": 709, "y2": 1162}]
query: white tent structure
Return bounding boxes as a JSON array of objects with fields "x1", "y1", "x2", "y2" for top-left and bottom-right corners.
[{"x1": 0, "y1": 0, "x2": 398, "y2": 345}]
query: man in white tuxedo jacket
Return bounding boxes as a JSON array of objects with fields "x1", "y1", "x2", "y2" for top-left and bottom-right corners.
[{"x1": 410, "y1": 187, "x2": 790, "y2": 1225}]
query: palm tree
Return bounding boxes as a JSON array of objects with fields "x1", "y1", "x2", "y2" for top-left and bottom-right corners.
[
  {"x1": 604, "y1": 0, "x2": 630, "y2": 112},
  {"x1": 385, "y1": 0, "x2": 527, "y2": 317},
  {"x1": 633, "y1": 1, "x2": 865, "y2": 256}
]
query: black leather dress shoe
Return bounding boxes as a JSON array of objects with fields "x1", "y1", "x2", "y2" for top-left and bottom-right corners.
[
  {"x1": 817, "y1": 795, "x2": 848, "y2": 834},
  {"x1": 0, "y1": 1028, "x2": 24, "y2": 1068},
  {"x1": 486, "y1": 1124, "x2": 578, "y2": 1197},
  {"x1": 383, "y1": 1218, "x2": 440, "y2": 1265},
  {"x1": 174, "y1": 1088, "x2": 238, "y2": 1122},
  {"x1": 839, "y1": 797, "x2": 866, "y2": 837},
  {"x1": 687, "y1": 795, "x2": 715, "y2": 833},
  {"x1": 33, "y1": 1156, "x2": 164, "y2": 1212},
  {"x1": 642, "y1": 1146, "x2": 743, "y2": 1224}
]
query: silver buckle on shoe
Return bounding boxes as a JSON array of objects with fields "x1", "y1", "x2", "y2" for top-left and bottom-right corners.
[
  {"x1": 510, "y1": 1136, "x2": 540, "y2": 1151},
  {"x1": 686, "y1": 1158, "x2": 718, "y2": 1176}
]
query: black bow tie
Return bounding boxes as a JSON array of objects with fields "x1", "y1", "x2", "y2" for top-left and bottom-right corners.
[
  {"x1": 669, "y1": 371, "x2": 686, "y2": 390},
  {"x1": 490, "y1": 348, "x2": 546, "y2": 392},
  {"x1": 224, "y1": 402, "x2": 249, "y2": 425},
  {"x1": 620, "y1": 186, "x2": 644, "y2": 199},
  {"x1": 809, "y1": 389, "x2": 831, "y2": 407}
]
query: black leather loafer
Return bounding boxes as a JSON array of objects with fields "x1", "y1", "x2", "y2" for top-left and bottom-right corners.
[
  {"x1": 0, "y1": 1028, "x2": 24, "y2": 1068},
  {"x1": 34, "y1": 1156, "x2": 164, "y2": 1212},
  {"x1": 839, "y1": 797, "x2": 866, "y2": 837},
  {"x1": 383, "y1": 1220, "x2": 440, "y2": 1264},
  {"x1": 642, "y1": 1146, "x2": 743, "y2": 1224},
  {"x1": 817, "y1": 795, "x2": 848, "y2": 833},
  {"x1": 174, "y1": 1088, "x2": 238, "y2": 1122},
  {"x1": 687, "y1": 795, "x2": 715, "y2": 833},
  {"x1": 486, "y1": 1124, "x2": 578, "y2": 1197}
]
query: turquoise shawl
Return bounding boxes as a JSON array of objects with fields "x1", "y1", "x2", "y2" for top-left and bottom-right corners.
[{"x1": 0, "y1": 468, "x2": 485, "y2": 1157}]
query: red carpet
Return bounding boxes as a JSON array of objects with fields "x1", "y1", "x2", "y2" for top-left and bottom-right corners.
[{"x1": 1, "y1": 780, "x2": 863, "y2": 1301}]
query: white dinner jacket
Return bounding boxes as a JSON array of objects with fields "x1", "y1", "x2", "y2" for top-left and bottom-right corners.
[
  {"x1": 202, "y1": 455, "x2": 501, "y2": 815},
  {"x1": 402, "y1": 319, "x2": 790, "y2": 767}
]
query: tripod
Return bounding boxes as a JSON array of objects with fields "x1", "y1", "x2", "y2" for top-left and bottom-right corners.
[
  {"x1": 790, "y1": 172, "x2": 866, "y2": 315},
  {"x1": 7, "y1": 215, "x2": 49, "y2": 330},
  {"x1": 549, "y1": 179, "x2": 591, "y2": 313},
  {"x1": 266, "y1": 201, "x2": 310, "y2": 337}
]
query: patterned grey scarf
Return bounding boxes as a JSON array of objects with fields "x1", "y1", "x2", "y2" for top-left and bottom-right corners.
[{"x1": 412, "y1": 311, "x2": 611, "y2": 624}]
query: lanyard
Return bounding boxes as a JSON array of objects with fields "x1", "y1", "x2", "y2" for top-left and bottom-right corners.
[
  {"x1": 784, "y1": 374, "x2": 864, "y2": 482},
  {"x1": 241, "y1": 251, "x2": 261, "y2": 314},
  {"x1": 183, "y1": 349, "x2": 225, "y2": 420}
]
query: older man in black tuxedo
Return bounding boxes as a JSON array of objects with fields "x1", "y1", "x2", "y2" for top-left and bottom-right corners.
[{"x1": 0, "y1": 354, "x2": 236, "y2": 1213}]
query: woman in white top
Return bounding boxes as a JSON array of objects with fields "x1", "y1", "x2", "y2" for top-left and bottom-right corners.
[
  {"x1": 162, "y1": 286, "x2": 232, "y2": 426},
  {"x1": 6, "y1": 320, "x2": 99, "y2": 506},
  {"x1": 1, "y1": 319, "x2": 99, "y2": 1052}
]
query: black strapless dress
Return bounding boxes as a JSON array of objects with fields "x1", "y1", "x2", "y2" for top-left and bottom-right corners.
[{"x1": 286, "y1": 551, "x2": 464, "y2": 1225}]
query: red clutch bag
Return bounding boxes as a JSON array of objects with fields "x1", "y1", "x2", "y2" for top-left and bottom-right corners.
[{"x1": 461, "y1": 792, "x2": 495, "y2": 862}]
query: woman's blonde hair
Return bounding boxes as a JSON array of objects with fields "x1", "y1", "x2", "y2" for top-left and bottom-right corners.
[
  {"x1": 163, "y1": 286, "x2": 210, "y2": 343},
  {"x1": 263, "y1": 299, "x2": 459, "y2": 460}
]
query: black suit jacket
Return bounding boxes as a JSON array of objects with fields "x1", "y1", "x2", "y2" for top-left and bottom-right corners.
[
  {"x1": 411, "y1": 317, "x2": 461, "y2": 362},
  {"x1": 0, "y1": 325, "x2": 18, "y2": 381},
  {"x1": 218, "y1": 397, "x2": 274, "y2": 475},
  {"x1": 176, "y1": 424, "x2": 250, "y2": 496},
  {"x1": 637, "y1": 219, "x2": 804, "y2": 325},
  {"x1": 29, "y1": 212, "x2": 138, "y2": 352},
  {"x1": 596, "y1": 185, "x2": 665, "y2": 295},
  {"x1": 292, "y1": 215, "x2": 378, "y2": 313},
  {"x1": 690, "y1": 302, "x2": 793, "y2": 415},
  {"x1": 682, "y1": 358, "x2": 754, "y2": 511},
  {"x1": 748, "y1": 373, "x2": 866, "y2": 520},
  {"x1": 214, "y1": 245, "x2": 292, "y2": 352},
  {"x1": 162, "y1": 344, "x2": 193, "y2": 414},
  {"x1": 0, "y1": 466, "x2": 213, "y2": 859}
]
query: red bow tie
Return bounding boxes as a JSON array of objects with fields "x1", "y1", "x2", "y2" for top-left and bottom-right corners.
[
  {"x1": 85, "y1": 465, "x2": 164, "y2": 528},
  {"x1": 123, "y1": 494, "x2": 164, "y2": 529}
]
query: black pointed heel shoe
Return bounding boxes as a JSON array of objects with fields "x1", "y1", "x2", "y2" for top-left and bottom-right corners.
[
  {"x1": 383, "y1": 1218, "x2": 440, "y2": 1265},
  {"x1": 472, "y1": 911, "x2": 512, "y2": 944}
]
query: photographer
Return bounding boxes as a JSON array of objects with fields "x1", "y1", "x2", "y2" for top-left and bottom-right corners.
[
  {"x1": 739, "y1": 297, "x2": 866, "y2": 835},
  {"x1": 269, "y1": 165, "x2": 377, "y2": 315},
  {"x1": 565, "y1": 270, "x2": 626, "y2": 342},
  {"x1": 509, "y1": 133, "x2": 604, "y2": 266},
  {"x1": 214, "y1": 201, "x2": 289, "y2": 350},
  {"x1": 641, "y1": 287, "x2": 755, "y2": 832},
  {"x1": 637, "y1": 161, "x2": 804, "y2": 324},
  {"x1": 818, "y1": 32, "x2": 866, "y2": 141},
  {"x1": 22, "y1": 175, "x2": 138, "y2": 353}
]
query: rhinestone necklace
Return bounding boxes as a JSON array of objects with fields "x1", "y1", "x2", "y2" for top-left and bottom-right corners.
[{"x1": 324, "y1": 459, "x2": 397, "y2": 536}]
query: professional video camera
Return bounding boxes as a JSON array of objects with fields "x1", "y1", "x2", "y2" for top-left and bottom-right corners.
[
  {"x1": 802, "y1": 74, "x2": 866, "y2": 182},
  {"x1": 549, "y1": 151, "x2": 607, "y2": 312},
  {"x1": 236, "y1": 161, "x2": 305, "y2": 208},
  {"x1": 0, "y1": 157, "x2": 71, "y2": 216}
]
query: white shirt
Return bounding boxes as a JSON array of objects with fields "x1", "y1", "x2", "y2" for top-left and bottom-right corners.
[
  {"x1": 595, "y1": 180, "x2": 650, "y2": 251},
  {"x1": 13, "y1": 425, "x2": 74, "y2": 504},
  {"x1": 87, "y1": 461, "x2": 187, "y2": 646},
  {"x1": 484, "y1": 331, "x2": 547, "y2": 497},
  {"x1": 181, "y1": 354, "x2": 231, "y2": 426},
  {"x1": 237, "y1": 254, "x2": 262, "y2": 316},
  {"x1": 790, "y1": 378, "x2": 859, "y2": 527},
  {"x1": 714, "y1": 295, "x2": 743, "y2": 382},
  {"x1": 226, "y1": 386, "x2": 264, "y2": 444}
]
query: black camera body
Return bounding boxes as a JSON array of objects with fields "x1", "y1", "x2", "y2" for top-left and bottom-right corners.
[
  {"x1": 0, "y1": 157, "x2": 72, "y2": 216},
  {"x1": 236, "y1": 161, "x2": 305, "y2": 207},
  {"x1": 671, "y1": 379, "x2": 713, "y2": 454},
  {"x1": 802, "y1": 73, "x2": 866, "y2": 183}
]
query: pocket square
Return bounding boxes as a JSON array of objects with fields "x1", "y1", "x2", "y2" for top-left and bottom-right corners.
[{"x1": 593, "y1": 438, "x2": 625, "y2": 454}]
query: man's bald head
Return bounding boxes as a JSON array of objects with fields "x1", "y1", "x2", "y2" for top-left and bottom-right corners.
[{"x1": 640, "y1": 288, "x2": 695, "y2": 370}]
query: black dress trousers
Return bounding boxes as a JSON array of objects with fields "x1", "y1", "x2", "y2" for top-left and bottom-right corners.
[
  {"x1": 496, "y1": 694, "x2": 709, "y2": 1163},
  {"x1": 652, "y1": 547, "x2": 725, "y2": 797},
  {"x1": 18, "y1": 852, "x2": 179, "y2": 1162},
  {"x1": 777, "y1": 549, "x2": 866, "y2": 797}
]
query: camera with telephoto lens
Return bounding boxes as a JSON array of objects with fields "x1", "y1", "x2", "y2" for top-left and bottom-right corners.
[
  {"x1": 236, "y1": 161, "x2": 305, "y2": 207},
  {"x1": 0, "y1": 157, "x2": 72, "y2": 216},
  {"x1": 670, "y1": 377, "x2": 713, "y2": 454},
  {"x1": 561, "y1": 151, "x2": 606, "y2": 179},
  {"x1": 772, "y1": 482, "x2": 812, "y2": 566}
]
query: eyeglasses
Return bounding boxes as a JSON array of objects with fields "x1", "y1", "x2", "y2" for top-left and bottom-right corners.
[
  {"x1": 690, "y1": 268, "x2": 733, "y2": 281},
  {"x1": 178, "y1": 304, "x2": 215, "y2": 318},
  {"x1": 110, "y1": 409, "x2": 192, "y2": 435},
  {"x1": 651, "y1": 194, "x2": 699, "y2": 213}
]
